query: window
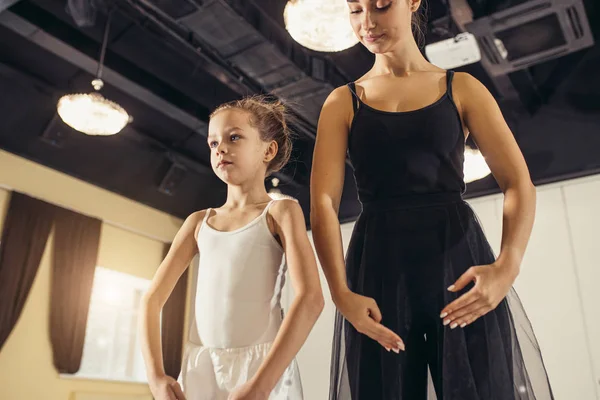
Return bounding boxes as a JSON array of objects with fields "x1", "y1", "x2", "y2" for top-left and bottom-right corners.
[{"x1": 74, "y1": 267, "x2": 151, "y2": 383}]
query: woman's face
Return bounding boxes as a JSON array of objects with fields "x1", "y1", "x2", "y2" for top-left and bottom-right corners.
[{"x1": 347, "y1": 0, "x2": 419, "y2": 54}]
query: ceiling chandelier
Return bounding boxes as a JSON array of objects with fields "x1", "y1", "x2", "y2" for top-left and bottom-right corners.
[
  {"x1": 57, "y1": 11, "x2": 130, "y2": 136},
  {"x1": 283, "y1": 0, "x2": 359, "y2": 52},
  {"x1": 464, "y1": 146, "x2": 491, "y2": 183}
]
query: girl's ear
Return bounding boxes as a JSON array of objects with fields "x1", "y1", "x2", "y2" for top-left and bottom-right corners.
[{"x1": 264, "y1": 140, "x2": 278, "y2": 163}]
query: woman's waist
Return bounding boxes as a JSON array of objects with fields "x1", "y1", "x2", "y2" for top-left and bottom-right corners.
[{"x1": 360, "y1": 191, "x2": 463, "y2": 213}]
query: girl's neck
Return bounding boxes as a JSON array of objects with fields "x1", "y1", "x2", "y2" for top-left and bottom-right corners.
[{"x1": 224, "y1": 178, "x2": 272, "y2": 209}]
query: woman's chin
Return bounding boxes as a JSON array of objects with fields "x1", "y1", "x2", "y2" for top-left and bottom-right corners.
[{"x1": 363, "y1": 41, "x2": 389, "y2": 54}]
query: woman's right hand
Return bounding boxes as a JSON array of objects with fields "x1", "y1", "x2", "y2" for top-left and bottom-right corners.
[
  {"x1": 334, "y1": 289, "x2": 405, "y2": 353},
  {"x1": 149, "y1": 375, "x2": 187, "y2": 400}
]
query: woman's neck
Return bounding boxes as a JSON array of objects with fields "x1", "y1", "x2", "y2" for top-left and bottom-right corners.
[{"x1": 372, "y1": 39, "x2": 432, "y2": 77}]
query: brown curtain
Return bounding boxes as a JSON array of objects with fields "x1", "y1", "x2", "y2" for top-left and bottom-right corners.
[
  {"x1": 0, "y1": 192, "x2": 57, "y2": 351},
  {"x1": 161, "y1": 243, "x2": 189, "y2": 379},
  {"x1": 49, "y1": 207, "x2": 102, "y2": 374}
]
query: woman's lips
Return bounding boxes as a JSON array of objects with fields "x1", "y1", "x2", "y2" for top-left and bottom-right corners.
[{"x1": 364, "y1": 34, "x2": 384, "y2": 43}]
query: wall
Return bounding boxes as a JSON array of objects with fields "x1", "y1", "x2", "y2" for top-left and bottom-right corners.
[
  {"x1": 286, "y1": 225, "x2": 355, "y2": 400},
  {"x1": 469, "y1": 175, "x2": 600, "y2": 400},
  {"x1": 0, "y1": 149, "x2": 181, "y2": 243},
  {"x1": 0, "y1": 150, "x2": 184, "y2": 400},
  {"x1": 3, "y1": 146, "x2": 598, "y2": 399},
  {"x1": 291, "y1": 174, "x2": 600, "y2": 400}
]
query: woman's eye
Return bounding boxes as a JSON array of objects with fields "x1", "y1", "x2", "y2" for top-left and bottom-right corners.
[{"x1": 376, "y1": 3, "x2": 391, "y2": 11}]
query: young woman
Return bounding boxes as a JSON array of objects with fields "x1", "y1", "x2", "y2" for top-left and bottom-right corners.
[{"x1": 310, "y1": 1, "x2": 554, "y2": 398}]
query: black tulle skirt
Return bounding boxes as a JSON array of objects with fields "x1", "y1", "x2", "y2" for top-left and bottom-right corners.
[{"x1": 329, "y1": 193, "x2": 554, "y2": 400}]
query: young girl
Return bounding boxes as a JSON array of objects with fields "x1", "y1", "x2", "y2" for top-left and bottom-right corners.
[
  {"x1": 310, "y1": 0, "x2": 554, "y2": 399},
  {"x1": 140, "y1": 96, "x2": 324, "y2": 400}
]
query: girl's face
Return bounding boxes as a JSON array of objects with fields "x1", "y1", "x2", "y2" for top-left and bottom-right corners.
[
  {"x1": 207, "y1": 108, "x2": 276, "y2": 185},
  {"x1": 347, "y1": 0, "x2": 418, "y2": 54}
]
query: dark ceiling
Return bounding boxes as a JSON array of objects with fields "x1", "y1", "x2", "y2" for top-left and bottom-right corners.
[{"x1": 0, "y1": 0, "x2": 599, "y2": 226}]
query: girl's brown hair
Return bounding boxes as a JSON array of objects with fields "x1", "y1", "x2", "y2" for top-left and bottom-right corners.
[{"x1": 210, "y1": 95, "x2": 293, "y2": 175}]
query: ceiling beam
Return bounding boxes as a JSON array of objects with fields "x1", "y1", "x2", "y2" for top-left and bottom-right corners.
[
  {"x1": 0, "y1": 8, "x2": 306, "y2": 189},
  {"x1": 125, "y1": 0, "x2": 321, "y2": 145},
  {"x1": 119, "y1": 1, "x2": 313, "y2": 187},
  {"x1": 122, "y1": 0, "x2": 257, "y2": 95},
  {"x1": 0, "y1": 0, "x2": 20, "y2": 13},
  {"x1": 0, "y1": 59, "x2": 214, "y2": 177},
  {"x1": 0, "y1": 11, "x2": 208, "y2": 134}
]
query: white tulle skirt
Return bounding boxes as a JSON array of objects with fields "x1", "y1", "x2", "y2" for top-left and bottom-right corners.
[{"x1": 178, "y1": 341, "x2": 303, "y2": 400}]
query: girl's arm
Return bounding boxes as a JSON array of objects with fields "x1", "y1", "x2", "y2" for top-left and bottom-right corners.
[
  {"x1": 245, "y1": 199, "x2": 324, "y2": 394},
  {"x1": 441, "y1": 73, "x2": 536, "y2": 327},
  {"x1": 140, "y1": 211, "x2": 204, "y2": 399},
  {"x1": 309, "y1": 86, "x2": 403, "y2": 352}
]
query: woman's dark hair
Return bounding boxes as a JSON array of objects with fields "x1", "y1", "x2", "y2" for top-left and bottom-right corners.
[
  {"x1": 210, "y1": 96, "x2": 293, "y2": 176},
  {"x1": 411, "y1": 1, "x2": 428, "y2": 48}
]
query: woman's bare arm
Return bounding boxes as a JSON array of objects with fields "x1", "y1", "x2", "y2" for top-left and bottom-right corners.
[
  {"x1": 310, "y1": 87, "x2": 352, "y2": 298},
  {"x1": 441, "y1": 73, "x2": 536, "y2": 327},
  {"x1": 310, "y1": 86, "x2": 403, "y2": 352},
  {"x1": 459, "y1": 73, "x2": 536, "y2": 270}
]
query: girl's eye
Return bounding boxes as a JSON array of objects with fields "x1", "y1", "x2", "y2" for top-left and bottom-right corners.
[
  {"x1": 350, "y1": 9, "x2": 362, "y2": 14},
  {"x1": 230, "y1": 134, "x2": 241, "y2": 141},
  {"x1": 209, "y1": 141, "x2": 218, "y2": 148}
]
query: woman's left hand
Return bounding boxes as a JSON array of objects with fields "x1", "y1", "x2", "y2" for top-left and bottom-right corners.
[
  {"x1": 228, "y1": 380, "x2": 270, "y2": 400},
  {"x1": 440, "y1": 262, "x2": 518, "y2": 328}
]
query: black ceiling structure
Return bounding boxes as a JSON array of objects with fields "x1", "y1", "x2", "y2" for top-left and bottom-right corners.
[{"x1": 0, "y1": 0, "x2": 599, "y2": 226}]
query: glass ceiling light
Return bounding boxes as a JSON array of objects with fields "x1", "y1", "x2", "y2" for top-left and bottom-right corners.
[
  {"x1": 57, "y1": 11, "x2": 130, "y2": 136},
  {"x1": 57, "y1": 81, "x2": 130, "y2": 136},
  {"x1": 283, "y1": 0, "x2": 359, "y2": 52},
  {"x1": 464, "y1": 146, "x2": 491, "y2": 183}
]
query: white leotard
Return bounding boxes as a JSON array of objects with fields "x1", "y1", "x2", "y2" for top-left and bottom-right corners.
[{"x1": 194, "y1": 200, "x2": 287, "y2": 348}]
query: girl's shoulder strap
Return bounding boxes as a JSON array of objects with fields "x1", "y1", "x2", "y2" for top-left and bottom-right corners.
[
  {"x1": 201, "y1": 208, "x2": 211, "y2": 225},
  {"x1": 261, "y1": 197, "x2": 300, "y2": 216},
  {"x1": 194, "y1": 208, "x2": 212, "y2": 242},
  {"x1": 261, "y1": 200, "x2": 277, "y2": 216}
]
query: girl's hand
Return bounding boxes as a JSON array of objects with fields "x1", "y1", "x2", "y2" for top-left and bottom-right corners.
[
  {"x1": 440, "y1": 262, "x2": 518, "y2": 328},
  {"x1": 334, "y1": 289, "x2": 405, "y2": 353},
  {"x1": 228, "y1": 380, "x2": 270, "y2": 400},
  {"x1": 149, "y1": 375, "x2": 187, "y2": 400}
]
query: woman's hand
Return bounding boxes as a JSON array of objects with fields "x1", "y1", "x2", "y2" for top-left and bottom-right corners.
[
  {"x1": 334, "y1": 289, "x2": 405, "y2": 352},
  {"x1": 228, "y1": 379, "x2": 270, "y2": 400},
  {"x1": 149, "y1": 375, "x2": 187, "y2": 400},
  {"x1": 440, "y1": 262, "x2": 518, "y2": 328}
]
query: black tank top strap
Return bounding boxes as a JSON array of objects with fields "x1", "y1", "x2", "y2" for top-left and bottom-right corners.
[
  {"x1": 347, "y1": 82, "x2": 360, "y2": 114},
  {"x1": 446, "y1": 70, "x2": 455, "y2": 101}
]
